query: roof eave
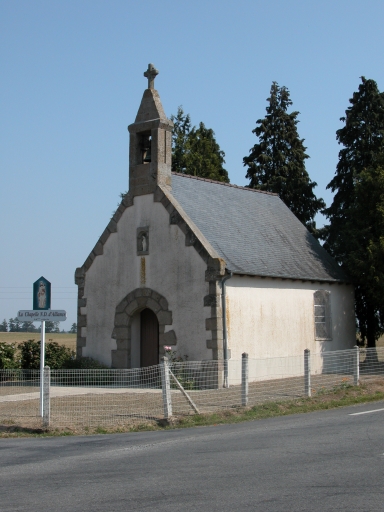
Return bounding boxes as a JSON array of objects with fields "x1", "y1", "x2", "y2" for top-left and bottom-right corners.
[{"x1": 229, "y1": 270, "x2": 351, "y2": 285}]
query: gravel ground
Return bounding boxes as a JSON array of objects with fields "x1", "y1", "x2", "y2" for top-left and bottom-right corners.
[{"x1": 0, "y1": 372, "x2": 362, "y2": 429}]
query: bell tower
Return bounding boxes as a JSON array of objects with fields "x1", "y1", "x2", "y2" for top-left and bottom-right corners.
[{"x1": 128, "y1": 64, "x2": 173, "y2": 197}]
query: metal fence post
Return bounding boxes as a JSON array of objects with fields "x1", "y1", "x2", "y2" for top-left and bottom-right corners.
[
  {"x1": 160, "y1": 357, "x2": 172, "y2": 419},
  {"x1": 353, "y1": 345, "x2": 360, "y2": 386},
  {"x1": 304, "y1": 349, "x2": 311, "y2": 397},
  {"x1": 241, "y1": 353, "x2": 249, "y2": 406},
  {"x1": 43, "y1": 365, "x2": 50, "y2": 427}
]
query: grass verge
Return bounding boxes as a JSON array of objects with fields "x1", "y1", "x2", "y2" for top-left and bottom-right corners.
[{"x1": 1, "y1": 379, "x2": 384, "y2": 438}]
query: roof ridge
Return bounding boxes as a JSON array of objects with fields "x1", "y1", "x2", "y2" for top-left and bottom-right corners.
[{"x1": 171, "y1": 172, "x2": 278, "y2": 196}]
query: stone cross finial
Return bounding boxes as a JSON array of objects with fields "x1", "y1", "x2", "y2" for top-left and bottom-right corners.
[{"x1": 144, "y1": 63, "x2": 159, "y2": 89}]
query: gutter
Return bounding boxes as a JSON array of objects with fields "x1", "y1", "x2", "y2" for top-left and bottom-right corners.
[{"x1": 221, "y1": 270, "x2": 233, "y2": 388}]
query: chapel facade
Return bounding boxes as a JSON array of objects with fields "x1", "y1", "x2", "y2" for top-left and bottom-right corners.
[{"x1": 75, "y1": 64, "x2": 355, "y2": 378}]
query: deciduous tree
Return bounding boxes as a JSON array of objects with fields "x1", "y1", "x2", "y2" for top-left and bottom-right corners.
[
  {"x1": 45, "y1": 321, "x2": 60, "y2": 333},
  {"x1": 8, "y1": 318, "x2": 21, "y2": 332},
  {"x1": 21, "y1": 321, "x2": 36, "y2": 332}
]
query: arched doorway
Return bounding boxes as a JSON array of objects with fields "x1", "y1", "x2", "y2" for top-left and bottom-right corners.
[
  {"x1": 140, "y1": 308, "x2": 159, "y2": 367},
  {"x1": 111, "y1": 287, "x2": 175, "y2": 369}
]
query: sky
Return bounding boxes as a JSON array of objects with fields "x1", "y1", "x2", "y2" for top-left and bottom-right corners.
[{"x1": 1, "y1": 0, "x2": 384, "y2": 330}]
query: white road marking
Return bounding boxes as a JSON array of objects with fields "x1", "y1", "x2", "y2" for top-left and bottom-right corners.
[{"x1": 349, "y1": 407, "x2": 384, "y2": 416}]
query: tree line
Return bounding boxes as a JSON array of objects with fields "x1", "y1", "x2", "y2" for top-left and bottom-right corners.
[
  {"x1": 0, "y1": 318, "x2": 77, "y2": 334},
  {"x1": 170, "y1": 77, "x2": 384, "y2": 348}
]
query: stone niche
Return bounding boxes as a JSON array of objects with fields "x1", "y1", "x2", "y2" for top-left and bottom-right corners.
[{"x1": 137, "y1": 226, "x2": 149, "y2": 255}]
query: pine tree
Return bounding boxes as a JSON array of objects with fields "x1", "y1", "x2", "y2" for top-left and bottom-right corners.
[
  {"x1": 170, "y1": 106, "x2": 191, "y2": 174},
  {"x1": 185, "y1": 122, "x2": 229, "y2": 182},
  {"x1": 243, "y1": 82, "x2": 324, "y2": 232},
  {"x1": 0, "y1": 319, "x2": 8, "y2": 332},
  {"x1": 343, "y1": 165, "x2": 384, "y2": 347},
  {"x1": 170, "y1": 108, "x2": 229, "y2": 182},
  {"x1": 323, "y1": 77, "x2": 384, "y2": 348}
]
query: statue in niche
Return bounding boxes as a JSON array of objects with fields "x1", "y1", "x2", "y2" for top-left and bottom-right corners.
[
  {"x1": 137, "y1": 226, "x2": 149, "y2": 254},
  {"x1": 141, "y1": 234, "x2": 147, "y2": 252},
  {"x1": 37, "y1": 281, "x2": 46, "y2": 308}
]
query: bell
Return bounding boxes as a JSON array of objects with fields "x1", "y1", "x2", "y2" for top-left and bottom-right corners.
[
  {"x1": 143, "y1": 145, "x2": 151, "y2": 163},
  {"x1": 143, "y1": 137, "x2": 151, "y2": 164}
]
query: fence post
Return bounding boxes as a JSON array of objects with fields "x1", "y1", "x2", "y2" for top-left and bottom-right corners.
[
  {"x1": 224, "y1": 359, "x2": 229, "y2": 389},
  {"x1": 160, "y1": 357, "x2": 172, "y2": 419},
  {"x1": 241, "y1": 353, "x2": 249, "y2": 406},
  {"x1": 353, "y1": 345, "x2": 360, "y2": 386},
  {"x1": 42, "y1": 366, "x2": 50, "y2": 427},
  {"x1": 304, "y1": 349, "x2": 311, "y2": 397}
]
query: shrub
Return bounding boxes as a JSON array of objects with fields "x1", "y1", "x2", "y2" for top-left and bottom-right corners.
[
  {"x1": 46, "y1": 342, "x2": 75, "y2": 369},
  {"x1": 53, "y1": 357, "x2": 111, "y2": 386},
  {"x1": 163, "y1": 347, "x2": 196, "y2": 390},
  {"x1": 0, "y1": 342, "x2": 18, "y2": 369},
  {"x1": 63, "y1": 357, "x2": 109, "y2": 369},
  {"x1": 19, "y1": 339, "x2": 40, "y2": 369},
  {"x1": 19, "y1": 340, "x2": 75, "y2": 369},
  {"x1": 163, "y1": 346, "x2": 189, "y2": 363}
]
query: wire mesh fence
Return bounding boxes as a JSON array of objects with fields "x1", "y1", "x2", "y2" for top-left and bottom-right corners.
[
  {"x1": 0, "y1": 370, "x2": 41, "y2": 427},
  {"x1": 1, "y1": 347, "x2": 384, "y2": 429}
]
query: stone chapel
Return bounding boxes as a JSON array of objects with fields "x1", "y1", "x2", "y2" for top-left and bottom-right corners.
[{"x1": 75, "y1": 64, "x2": 355, "y2": 374}]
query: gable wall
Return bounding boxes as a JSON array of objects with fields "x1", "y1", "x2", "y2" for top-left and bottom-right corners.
[
  {"x1": 81, "y1": 194, "x2": 211, "y2": 366},
  {"x1": 226, "y1": 275, "x2": 355, "y2": 360}
]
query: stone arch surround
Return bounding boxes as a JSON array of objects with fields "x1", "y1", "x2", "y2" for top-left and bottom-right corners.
[{"x1": 111, "y1": 287, "x2": 176, "y2": 369}]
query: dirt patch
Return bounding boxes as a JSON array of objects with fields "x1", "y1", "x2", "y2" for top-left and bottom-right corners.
[{"x1": 0, "y1": 386, "x2": 39, "y2": 396}]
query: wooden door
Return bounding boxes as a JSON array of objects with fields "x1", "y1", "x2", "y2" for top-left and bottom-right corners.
[{"x1": 140, "y1": 308, "x2": 159, "y2": 367}]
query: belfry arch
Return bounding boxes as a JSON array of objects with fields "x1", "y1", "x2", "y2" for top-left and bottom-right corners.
[{"x1": 111, "y1": 287, "x2": 176, "y2": 369}]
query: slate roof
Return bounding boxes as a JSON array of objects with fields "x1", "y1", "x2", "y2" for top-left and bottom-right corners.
[{"x1": 170, "y1": 173, "x2": 347, "y2": 282}]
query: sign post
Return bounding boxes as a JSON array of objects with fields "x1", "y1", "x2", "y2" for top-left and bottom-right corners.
[
  {"x1": 40, "y1": 320, "x2": 45, "y2": 416},
  {"x1": 17, "y1": 277, "x2": 66, "y2": 418}
]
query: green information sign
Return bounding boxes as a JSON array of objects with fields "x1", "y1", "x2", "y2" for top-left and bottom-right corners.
[{"x1": 33, "y1": 276, "x2": 51, "y2": 310}]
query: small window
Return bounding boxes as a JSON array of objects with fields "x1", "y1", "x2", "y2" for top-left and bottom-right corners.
[{"x1": 314, "y1": 290, "x2": 332, "y2": 340}]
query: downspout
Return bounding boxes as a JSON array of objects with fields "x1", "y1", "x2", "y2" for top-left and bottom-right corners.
[{"x1": 221, "y1": 270, "x2": 233, "y2": 388}]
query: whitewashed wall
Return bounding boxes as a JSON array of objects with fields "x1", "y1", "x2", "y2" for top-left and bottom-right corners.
[
  {"x1": 225, "y1": 275, "x2": 355, "y2": 381},
  {"x1": 227, "y1": 354, "x2": 305, "y2": 384},
  {"x1": 81, "y1": 196, "x2": 356, "y2": 375},
  {"x1": 82, "y1": 193, "x2": 211, "y2": 366}
]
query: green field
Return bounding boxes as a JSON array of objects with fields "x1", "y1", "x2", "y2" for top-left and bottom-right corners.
[
  {"x1": 0, "y1": 332, "x2": 383, "y2": 353},
  {"x1": 0, "y1": 332, "x2": 76, "y2": 351}
]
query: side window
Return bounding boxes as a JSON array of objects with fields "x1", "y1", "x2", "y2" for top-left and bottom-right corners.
[{"x1": 314, "y1": 290, "x2": 332, "y2": 340}]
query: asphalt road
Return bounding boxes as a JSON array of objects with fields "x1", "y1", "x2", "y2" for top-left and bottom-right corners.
[{"x1": 1, "y1": 402, "x2": 384, "y2": 511}]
